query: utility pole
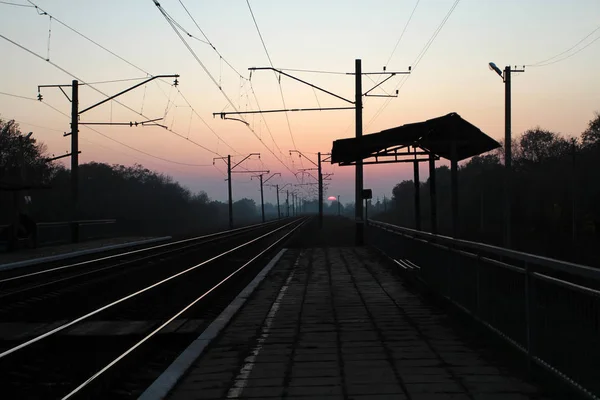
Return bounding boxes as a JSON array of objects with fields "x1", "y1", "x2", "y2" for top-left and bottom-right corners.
[
  {"x1": 253, "y1": 172, "x2": 278, "y2": 223},
  {"x1": 227, "y1": 155, "x2": 232, "y2": 229},
  {"x1": 259, "y1": 174, "x2": 264, "y2": 222},
  {"x1": 489, "y1": 63, "x2": 524, "y2": 248},
  {"x1": 291, "y1": 150, "x2": 330, "y2": 227},
  {"x1": 504, "y1": 65, "x2": 512, "y2": 248},
  {"x1": 318, "y1": 152, "x2": 323, "y2": 227},
  {"x1": 218, "y1": 62, "x2": 408, "y2": 243},
  {"x1": 355, "y1": 59, "x2": 364, "y2": 245},
  {"x1": 38, "y1": 74, "x2": 179, "y2": 242},
  {"x1": 214, "y1": 153, "x2": 262, "y2": 229},
  {"x1": 70, "y1": 80, "x2": 79, "y2": 242},
  {"x1": 502, "y1": 65, "x2": 524, "y2": 248},
  {"x1": 286, "y1": 190, "x2": 290, "y2": 217},
  {"x1": 276, "y1": 184, "x2": 281, "y2": 219}
]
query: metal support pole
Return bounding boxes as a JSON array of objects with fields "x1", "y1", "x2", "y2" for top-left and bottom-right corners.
[
  {"x1": 355, "y1": 59, "x2": 364, "y2": 245},
  {"x1": 451, "y1": 142, "x2": 458, "y2": 238},
  {"x1": 276, "y1": 184, "x2": 281, "y2": 219},
  {"x1": 260, "y1": 174, "x2": 265, "y2": 223},
  {"x1": 70, "y1": 80, "x2": 79, "y2": 243},
  {"x1": 429, "y1": 153, "x2": 437, "y2": 234},
  {"x1": 504, "y1": 66, "x2": 512, "y2": 248},
  {"x1": 286, "y1": 190, "x2": 290, "y2": 217},
  {"x1": 413, "y1": 156, "x2": 421, "y2": 230},
  {"x1": 571, "y1": 140, "x2": 576, "y2": 247},
  {"x1": 318, "y1": 152, "x2": 323, "y2": 227},
  {"x1": 227, "y1": 155, "x2": 233, "y2": 229}
]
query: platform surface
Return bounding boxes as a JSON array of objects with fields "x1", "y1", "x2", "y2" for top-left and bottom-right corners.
[{"x1": 165, "y1": 246, "x2": 552, "y2": 400}]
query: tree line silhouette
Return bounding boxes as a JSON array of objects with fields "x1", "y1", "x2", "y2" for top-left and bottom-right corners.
[
  {"x1": 374, "y1": 112, "x2": 600, "y2": 267},
  {"x1": 0, "y1": 117, "x2": 263, "y2": 239}
]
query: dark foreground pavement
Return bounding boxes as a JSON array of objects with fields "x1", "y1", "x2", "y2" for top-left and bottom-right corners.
[{"x1": 158, "y1": 238, "x2": 552, "y2": 399}]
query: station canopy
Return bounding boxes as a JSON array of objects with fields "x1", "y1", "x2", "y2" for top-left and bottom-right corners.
[{"x1": 331, "y1": 112, "x2": 500, "y2": 164}]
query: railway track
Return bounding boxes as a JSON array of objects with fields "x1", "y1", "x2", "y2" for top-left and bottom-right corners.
[{"x1": 0, "y1": 217, "x2": 308, "y2": 399}]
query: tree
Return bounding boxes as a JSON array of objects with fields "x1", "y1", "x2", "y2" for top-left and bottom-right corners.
[
  {"x1": 514, "y1": 127, "x2": 569, "y2": 164},
  {"x1": 582, "y1": 112, "x2": 600, "y2": 147}
]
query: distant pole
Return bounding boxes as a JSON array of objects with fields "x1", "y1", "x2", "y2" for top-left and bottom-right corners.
[
  {"x1": 286, "y1": 190, "x2": 290, "y2": 217},
  {"x1": 337, "y1": 195, "x2": 340, "y2": 216},
  {"x1": 571, "y1": 139, "x2": 577, "y2": 246},
  {"x1": 71, "y1": 80, "x2": 79, "y2": 243},
  {"x1": 227, "y1": 154, "x2": 233, "y2": 229},
  {"x1": 504, "y1": 65, "x2": 512, "y2": 248},
  {"x1": 451, "y1": 142, "x2": 458, "y2": 238},
  {"x1": 259, "y1": 174, "x2": 265, "y2": 223},
  {"x1": 318, "y1": 152, "x2": 323, "y2": 227},
  {"x1": 413, "y1": 153, "x2": 421, "y2": 230},
  {"x1": 355, "y1": 59, "x2": 364, "y2": 245},
  {"x1": 276, "y1": 184, "x2": 281, "y2": 219},
  {"x1": 429, "y1": 153, "x2": 438, "y2": 234}
]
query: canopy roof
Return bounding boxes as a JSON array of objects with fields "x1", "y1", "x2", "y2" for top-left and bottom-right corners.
[{"x1": 331, "y1": 112, "x2": 500, "y2": 164}]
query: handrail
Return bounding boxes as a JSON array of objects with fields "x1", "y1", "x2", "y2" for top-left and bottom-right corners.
[
  {"x1": 369, "y1": 219, "x2": 600, "y2": 282},
  {"x1": 369, "y1": 218, "x2": 600, "y2": 399}
]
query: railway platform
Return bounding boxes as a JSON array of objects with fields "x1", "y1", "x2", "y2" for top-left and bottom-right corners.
[{"x1": 142, "y1": 241, "x2": 553, "y2": 399}]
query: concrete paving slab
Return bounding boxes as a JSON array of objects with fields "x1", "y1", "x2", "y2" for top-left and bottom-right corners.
[{"x1": 144, "y1": 246, "x2": 555, "y2": 400}]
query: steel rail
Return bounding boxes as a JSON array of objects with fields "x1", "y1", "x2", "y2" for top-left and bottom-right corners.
[
  {"x1": 0, "y1": 218, "x2": 286, "y2": 285},
  {"x1": 0, "y1": 221, "x2": 284, "y2": 301},
  {"x1": 0, "y1": 218, "x2": 301, "y2": 361},
  {"x1": 62, "y1": 217, "x2": 308, "y2": 399}
]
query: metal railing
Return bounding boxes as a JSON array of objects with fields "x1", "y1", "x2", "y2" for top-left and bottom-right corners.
[{"x1": 368, "y1": 219, "x2": 600, "y2": 400}]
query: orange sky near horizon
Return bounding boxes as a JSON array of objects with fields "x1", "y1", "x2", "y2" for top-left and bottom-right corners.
[{"x1": 1, "y1": 0, "x2": 599, "y2": 204}]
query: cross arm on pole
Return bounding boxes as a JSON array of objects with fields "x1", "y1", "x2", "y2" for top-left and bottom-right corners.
[
  {"x1": 232, "y1": 153, "x2": 260, "y2": 170},
  {"x1": 78, "y1": 74, "x2": 179, "y2": 115},
  {"x1": 79, "y1": 117, "x2": 164, "y2": 127},
  {"x1": 249, "y1": 67, "x2": 354, "y2": 104},
  {"x1": 289, "y1": 150, "x2": 318, "y2": 167},
  {"x1": 250, "y1": 171, "x2": 270, "y2": 179},
  {"x1": 263, "y1": 172, "x2": 281, "y2": 184}
]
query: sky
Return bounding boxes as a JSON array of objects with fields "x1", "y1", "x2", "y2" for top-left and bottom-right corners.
[{"x1": 1, "y1": 0, "x2": 599, "y2": 206}]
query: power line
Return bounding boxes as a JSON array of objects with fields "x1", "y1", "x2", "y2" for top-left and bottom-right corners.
[
  {"x1": 527, "y1": 23, "x2": 600, "y2": 67},
  {"x1": 246, "y1": 0, "x2": 301, "y2": 159},
  {"x1": 277, "y1": 68, "x2": 347, "y2": 75},
  {"x1": 366, "y1": 0, "x2": 461, "y2": 129},
  {"x1": 0, "y1": 1, "x2": 33, "y2": 7},
  {"x1": 84, "y1": 77, "x2": 149, "y2": 85},
  {"x1": 20, "y1": 0, "x2": 238, "y2": 155},
  {"x1": 0, "y1": 70, "x2": 214, "y2": 168},
  {"x1": 384, "y1": 0, "x2": 420, "y2": 68},
  {"x1": 177, "y1": 0, "x2": 249, "y2": 80},
  {"x1": 152, "y1": 1, "x2": 307, "y2": 192},
  {"x1": 172, "y1": 0, "x2": 297, "y2": 174},
  {"x1": 0, "y1": 33, "x2": 222, "y2": 157},
  {"x1": 0, "y1": 91, "x2": 36, "y2": 101}
]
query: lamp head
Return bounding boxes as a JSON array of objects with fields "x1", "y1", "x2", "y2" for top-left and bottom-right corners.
[{"x1": 488, "y1": 62, "x2": 503, "y2": 78}]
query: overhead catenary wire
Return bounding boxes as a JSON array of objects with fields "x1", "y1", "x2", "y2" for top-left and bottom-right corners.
[
  {"x1": 526, "y1": 23, "x2": 600, "y2": 67},
  {"x1": 366, "y1": 0, "x2": 461, "y2": 129},
  {"x1": 173, "y1": 0, "x2": 299, "y2": 175},
  {"x1": 0, "y1": 33, "x2": 223, "y2": 158},
  {"x1": 0, "y1": 1, "x2": 33, "y2": 7},
  {"x1": 21, "y1": 0, "x2": 239, "y2": 155},
  {"x1": 2, "y1": 89, "x2": 213, "y2": 168},
  {"x1": 384, "y1": 0, "x2": 420, "y2": 68},
  {"x1": 246, "y1": 0, "x2": 300, "y2": 157},
  {"x1": 152, "y1": 1, "x2": 311, "y2": 196}
]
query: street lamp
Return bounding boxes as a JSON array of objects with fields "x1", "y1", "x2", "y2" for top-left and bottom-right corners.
[{"x1": 489, "y1": 62, "x2": 524, "y2": 249}]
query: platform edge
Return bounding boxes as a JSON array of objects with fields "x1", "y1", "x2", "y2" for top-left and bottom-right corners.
[
  {"x1": 0, "y1": 236, "x2": 172, "y2": 271},
  {"x1": 138, "y1": 248, "x2": 288, "y2": 400}
]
